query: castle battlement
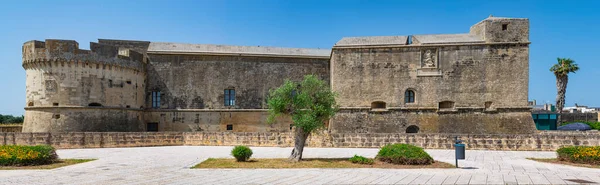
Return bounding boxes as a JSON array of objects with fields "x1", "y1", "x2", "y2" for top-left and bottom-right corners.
[{"x1": 22, "y1": 39, "x2": 145, "y2": 72}]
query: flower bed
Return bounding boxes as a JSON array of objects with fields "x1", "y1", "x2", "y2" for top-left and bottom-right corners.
[
  {"x1": 0, "y1": 145, "x2": 58, "y2": 166},
  {"x1": 557, "y1": 146, "x2": 600, "y2": 165}
]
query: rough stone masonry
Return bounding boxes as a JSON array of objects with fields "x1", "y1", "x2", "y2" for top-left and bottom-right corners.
[{"x1": 21, "y1": 16, "x2": 535, "y2": 134}]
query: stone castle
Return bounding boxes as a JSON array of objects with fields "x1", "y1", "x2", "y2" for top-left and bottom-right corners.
[{"x1": 22, "y1": 16, "x2": 536, "y2": 134}]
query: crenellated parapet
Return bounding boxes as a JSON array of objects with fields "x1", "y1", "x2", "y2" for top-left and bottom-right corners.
[{"x1": 22, "y1": 39, "x2": 145, "y2": 72}]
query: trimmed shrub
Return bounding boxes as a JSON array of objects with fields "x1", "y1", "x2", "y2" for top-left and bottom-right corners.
[
  {"x1": 349, "y1": 155, "x2": 374, "y2": 165},
  {"x1": 0, "y1": 145, "x2": 58, "y2": 166},
  {"x1": 376, "y1": 144, "x2": 433, "y2": 165},
  {"x1": 557, "y1": 146, "x2": 600, "y2": 165},
  {"x1": 231, "y1": 146, "x2": 253, "y2": 162}
]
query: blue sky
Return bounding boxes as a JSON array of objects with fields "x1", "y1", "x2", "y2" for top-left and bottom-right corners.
[{"x1": 1, "y1": 0, "x2": 598, "y2": 115}]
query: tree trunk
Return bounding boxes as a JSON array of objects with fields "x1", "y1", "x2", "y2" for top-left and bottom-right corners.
[
  {"x1": 555, "y1": 75, "x2": 568, "y2": 125},
  {"x1": 289, "y1": 127, "x2": 310, "y2": 162}
]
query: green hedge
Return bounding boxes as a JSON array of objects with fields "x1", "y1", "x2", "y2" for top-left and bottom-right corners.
[
  {"x1": 377, "y1": 144, "x2": 433, "y2": 165},
  {"x1": 231, "y1": 146, "x2": 253, "y2": 162},
  {"x1": 349, "y1": 155, "x2": 374, "y2": 165},
  {"x1": 557, "y1": 146, "x2": 600, "y2": 165},
  {"x1": 0, "y1": 145, "x2": 58, "y2": 166}
]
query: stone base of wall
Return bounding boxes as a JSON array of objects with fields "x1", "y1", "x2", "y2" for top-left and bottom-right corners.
[
  {"x1": 0, "y1": 125, "x2": 22, "y2": 132},
  {"x1": 2, "y1": 131, "x2": 599, "y2": 151},
  {"x1": 23, "y1": 108, "x2": 144, "y2": 132}
]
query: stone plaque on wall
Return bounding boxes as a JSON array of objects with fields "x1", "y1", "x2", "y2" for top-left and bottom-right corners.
[
  {"x1": 420, "y1": 48, "x2": 439, "y2": 68},
  {"x1": 417, "y1": 48, "x2": 442, "y2": 77},
  {"x1": 45, "y1": 80, "x2": 57, "y2": 93}
]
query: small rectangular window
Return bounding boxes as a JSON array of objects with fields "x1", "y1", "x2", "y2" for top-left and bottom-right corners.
[
  {"x1": 224, "y1": 89, "x2": 235, "y2": 106},
  {"x1": 502, "y1": 24, "x2": 508, "y2": 31},
  {"x1": 152, "y1": 91, "x2": 161, "y2": 108},
  {"x1": 108, "y1": 80, "x2": 113, "y2": 88},
  {"x1": 147, "y1": 122, "x2": 158, "y2": 132},
  {"x1": 226, "y1": 124, "x2": 233, "y2": 131},
  {"x1": 53, "y1": 103, "x2": 59, "y2": 106}
]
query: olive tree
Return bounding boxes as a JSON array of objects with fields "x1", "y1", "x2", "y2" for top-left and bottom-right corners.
[{"x1": 267, "y1": 75, "x2": 338, "y2": 162}]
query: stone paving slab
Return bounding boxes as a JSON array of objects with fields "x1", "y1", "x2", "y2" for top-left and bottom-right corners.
[{"x1": 0, "y1": 146, "x2": 599, "y2": 184}]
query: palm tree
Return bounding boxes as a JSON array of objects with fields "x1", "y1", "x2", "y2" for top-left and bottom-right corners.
[{"x1": 550, "y1": 58, "x2": 579, "y2": 124}]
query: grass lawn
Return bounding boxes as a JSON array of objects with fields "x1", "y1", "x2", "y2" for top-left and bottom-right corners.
[
  {"x1": 528, "y1": 158, "x2": 600, "y2": 169},
  {"x1": 193, "y1": 158, "x2": 455, "y2": 169},
  {"x1": 0, "y1": 159, "x2": 96, "y2": 170}
]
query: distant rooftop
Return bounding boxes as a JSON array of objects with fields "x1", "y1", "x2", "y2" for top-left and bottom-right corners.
[{"x1": 147, "y1": 42, "x2": 331, "y2": 58}]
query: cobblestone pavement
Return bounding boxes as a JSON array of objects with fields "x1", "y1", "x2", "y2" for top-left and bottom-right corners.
[{"x1": 1, "y1": 146, "x2": 599, "y2": 184}]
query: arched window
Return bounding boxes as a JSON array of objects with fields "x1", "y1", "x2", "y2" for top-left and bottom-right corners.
[
  {"x1": 406, "y1": 125, "x2": 420, "y2": 133},
  {"x1": 371, "y1": 101, "x2": 386, "y2": 109},
  {"x1": 405, "y1": 90, "x2": 415, "y2": 103},
  {"x1": 88, "y1": 102, "x2": 103, "y2": 107},
  {"x1": 28, "y1": 102, "x2": 34, "y2": 107}
]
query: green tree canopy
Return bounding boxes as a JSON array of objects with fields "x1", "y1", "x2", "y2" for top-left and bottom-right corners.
[
  {"x1": 550, "y1": 58, "x2": 579, "y2": 77},
  {"x1": 267, "y1": 75, "x2": 338, "y2": 161},
  {"x1": 0, "y1": 114, "x2": 24, "y2": 124}
]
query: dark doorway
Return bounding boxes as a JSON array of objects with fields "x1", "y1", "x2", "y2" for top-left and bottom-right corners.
[
  {"x1": 406, "y1": 125, "x2": 420, "y2": 133},
  {"x1": 147, "y1": 122, "x2": 159, "y2": 132}
]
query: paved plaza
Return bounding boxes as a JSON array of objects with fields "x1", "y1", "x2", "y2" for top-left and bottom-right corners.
[{"x1": 1, "y1": 146, "x2": 599, "y2": 184}]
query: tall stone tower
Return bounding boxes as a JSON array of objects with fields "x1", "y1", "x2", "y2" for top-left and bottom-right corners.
[{"x1": 22, "y1": 39, "x2": 147, "y2": 132}]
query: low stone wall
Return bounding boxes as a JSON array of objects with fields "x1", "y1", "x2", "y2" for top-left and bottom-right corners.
[
  {"x1": 0, "y1": 125, "x2": 22, "y2": 132},
  {"x1": 0, "y1": 132, "x2": 184, "y2": 149},
  {"x1": 2, "y1": 131, "x2": 600, "y2": 151},
  {"x1": 560, "y1": 112, "x2": 599, "y2": 123}
]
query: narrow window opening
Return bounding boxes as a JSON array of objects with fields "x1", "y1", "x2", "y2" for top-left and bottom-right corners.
[
  {"x1": 108, "y1": 80, "x2": 113, "y2": 88},
  {"x1": 404, "y1": 90, "x2": 415, "y2": 103},
  {"x1": 126, "y1": 105, "x2": 130, "y2": 108},
  {"x1": 407, "y1": 35, "x2": 413, "y2": 45},
  {"x1": 439, "y1": 101, "x2": 455, "y2": 109},
  {"x1": 126, "y1": 80, "x2": 131, "y2": 84},
  {"x1": 52, "y1": 103, "x2": 59, "y2": 106},
  {"x1": 147, "y1": 122, "x2": 158, "y2": 132},
  {"x1": 224, "y1": 89, "x2": 236, "y2": 106},
  {"x1": 152, "y1": 91, "x2": 161, "y2": 108},
  {"x1": 28, "y1": 102, "x2": 34, "y2": 106},
  {"x1": 52, "y1": 114, "x2": 60, "y2": 119},
  {"x1": 502, "y1": 24, "x2": 508, "y2": 31},
  {"x1": 88, "y1": 102, "x2": 102, "y2": 107},
  {"x1": 406, "y1": 125, "x2": 420, "y2": 133},
  {"x1": 485, "y1": 101, "x2": 493, "y2": 109},
  {"x1": 226, "y1": 124, "x2": 233, "y2": 131},
  {"x1": 371, "y1": 101, "x2": 386, "y2": 109}
]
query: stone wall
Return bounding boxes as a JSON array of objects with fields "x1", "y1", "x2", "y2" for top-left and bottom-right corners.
[
  {"x1": 145, "y1": 54, "x2": 330, "y2": 109},
  {"x1": 143, "y1": 110, "x2": 292, "y2": 132},
  {"x1": 23, "y1": 108, "x2": 144, "y2": 132},
  {"x1": 2, "y1": 131, "x2": 599, "y2": 151},
  {"x1": 0, "y1": 125, "x2": 22, "y2": 132},
  {"x1": 560, "y1": 112, "x2": 599, "y2": 123},
  {"x1": 330, "y1": 109, "x2": 536, "y2": 134}
]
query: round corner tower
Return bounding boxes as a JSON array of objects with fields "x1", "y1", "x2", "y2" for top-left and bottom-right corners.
[{"x1": 22, "y1": 39, "x2": 146, "y2": 132}]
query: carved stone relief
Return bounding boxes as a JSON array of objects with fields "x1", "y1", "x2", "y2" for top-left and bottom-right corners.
[{"x1": 421, "y1": 48, "x2": 438, "y2": 68}]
